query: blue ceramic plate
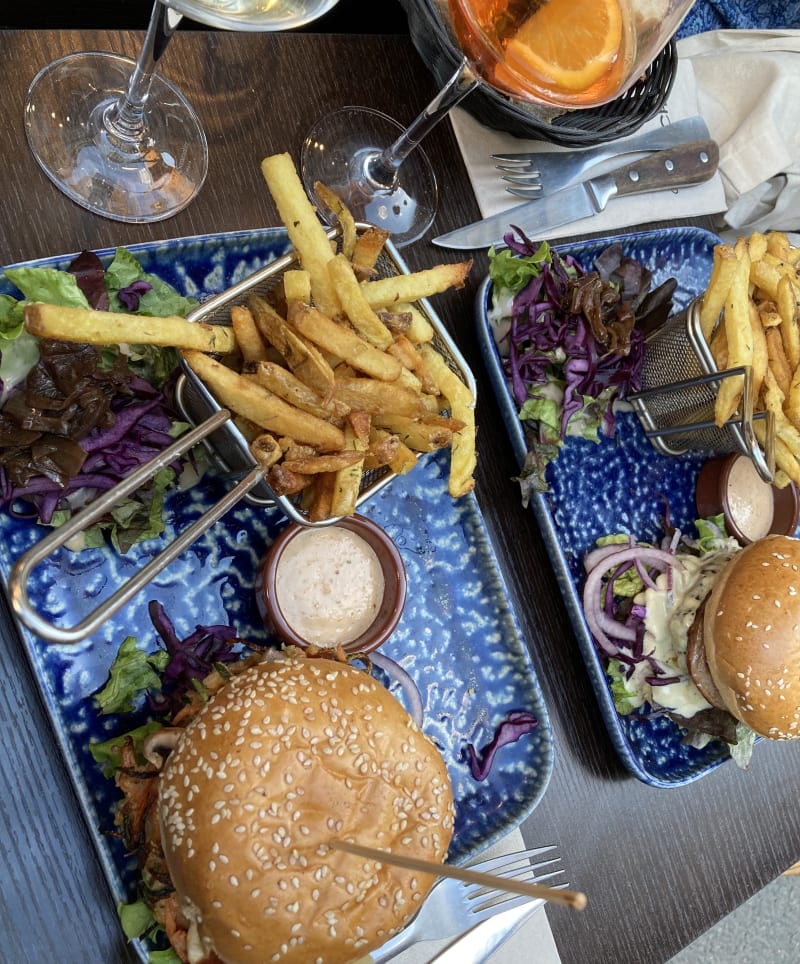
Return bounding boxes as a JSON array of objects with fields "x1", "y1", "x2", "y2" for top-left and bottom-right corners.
[
  {"x1": 476, "y1": 226, "x2": 729, "y2": 788},
  {"x1": 0, "y1": 229, "x2": 553, "y2": 960}
]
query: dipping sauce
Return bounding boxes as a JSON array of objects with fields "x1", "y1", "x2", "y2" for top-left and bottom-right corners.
[
  {"x1": 274, "y1": 526, "x2": 385, "y2": 646},
  {"x1": 725, "y1": 454, "x2": 774, "y2": 542}
]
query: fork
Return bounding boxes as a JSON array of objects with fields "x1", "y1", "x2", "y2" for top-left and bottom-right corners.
[
  {"x1": 494, "y1": 115, "x2": 709, "y2": 199},
  {"x1": 368, "y1": 846, "x2": 564, "y2": 963}
]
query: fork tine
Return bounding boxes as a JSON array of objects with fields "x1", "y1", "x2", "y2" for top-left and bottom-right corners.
[
  {"x1": 500, "y1": 174, "x2": 543, "y2": 186},
  {"x1": 495, "y1": 162, "x2": 539, "y2": 174},
  {"x1": 464, "y1": 845, "x2": 557, "y2": 875},
  {"x1": 506, "y1": 186, "x2": 544, "y2": 199},
  {"x1": 461, "y1": 858, "x2": 564, "y2": 900}
]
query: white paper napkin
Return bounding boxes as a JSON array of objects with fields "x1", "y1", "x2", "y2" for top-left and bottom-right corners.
[
  {"x1": 676, "y1": 29, "x2": 800, "y2": 237},
  {"x1": 392, "y1": 828, "x2": 562, "y2": 964},
  {"x1": 448, "y1": 57, "x2": 728, "y2": 241}
]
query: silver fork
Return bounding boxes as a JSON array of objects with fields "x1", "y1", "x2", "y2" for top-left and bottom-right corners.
[
  {"x1": 494, "y1": 115, "x2": 709, "y2": 198},
  {"x1": 368, "y1": 846, "x2": 564, "y2": 963}
]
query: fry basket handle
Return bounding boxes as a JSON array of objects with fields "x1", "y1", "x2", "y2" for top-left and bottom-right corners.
[{"x1": 7, "y1": 410, "x2": 264, "y2": 645}]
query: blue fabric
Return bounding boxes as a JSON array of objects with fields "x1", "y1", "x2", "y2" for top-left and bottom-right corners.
[{"x1": 678, "y1": 1, "x2": 800, "y2": 37}]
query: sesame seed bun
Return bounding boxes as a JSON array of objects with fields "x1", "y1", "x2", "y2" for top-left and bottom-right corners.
[
  {"x1": 702, "y1": 534, "x2": 800, "y2": 740},
  {"x1": 157, "y1": 656, "x2": 454, "y2": 964}
]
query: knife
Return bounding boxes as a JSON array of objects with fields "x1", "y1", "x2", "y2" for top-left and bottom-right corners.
[
  {"x1": 432, "y1": 139, "x2": 720, "y2": 250},
  {"x1": 428, "y1": 898, "x2": 546, "y2": 963}
]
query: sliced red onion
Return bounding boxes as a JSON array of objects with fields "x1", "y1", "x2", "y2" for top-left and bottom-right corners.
[
  {"x1": 583, "y1": 546, "x2": 684, "y2": 656},
  {"x1": 369, "y1": 652, "x2": 424, "y2": 727}
]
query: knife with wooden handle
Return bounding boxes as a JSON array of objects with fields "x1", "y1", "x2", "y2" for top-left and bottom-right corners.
[{"x1": 432, "y1": 139, "x2": 720, "y2": 250}]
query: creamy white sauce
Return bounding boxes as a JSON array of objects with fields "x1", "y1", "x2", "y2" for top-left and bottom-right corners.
[
  {"x1": 725, "y1": 454, "x2": 774, "y2": 542},
  {"x1": 275, "y1": 526, "x2": 384, "y2": 645},
  {"x1": 641, "y1": 550, "x2": 735, "y2": 717}
]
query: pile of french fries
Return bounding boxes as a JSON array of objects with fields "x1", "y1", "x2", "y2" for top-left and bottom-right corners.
[
  {"x1": 699, "y1": 230, "x2": 800, "y2": 487},
  {"x1": 23, "y1": 152, "x2": 477, "y2": 520}
]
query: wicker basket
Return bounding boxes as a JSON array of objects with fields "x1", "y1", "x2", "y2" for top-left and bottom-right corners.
[{"x1": 400, "y1": 0, "x2": 678, "y2": 148}]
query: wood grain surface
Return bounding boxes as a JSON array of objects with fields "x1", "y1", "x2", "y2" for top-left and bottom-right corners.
[{"x1": 1, "y1": 28, "x2": 799, "y2": 964}]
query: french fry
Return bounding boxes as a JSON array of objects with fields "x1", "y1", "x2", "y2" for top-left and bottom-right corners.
[
  {"x1": 777, "y1": 274, "x2": 800, "y2": 371},
  {"x1": 283, "y1": 269, "x2": 312, "y2": 311},
  {"x1": 372, "y1": 412, "x2": 452, "y2": 452},
  {"x1": 313, "y1": 181, "x2": 357, "y2": 260},
  {"x1": 331, "y1": 375, "x2": 421, "y2": 416},
  {"x1": 351, "y1": 226, "x2": 391, "y2": 278},
  {"x1": 420, "y1": 344, "x2": 477, "y2": 498},
  {"x1": 748, "y1": 231, "x2": 768, "y2": 262},
  {"x1": 767, "y1": 231, "x2": 790, "y2": 261},
  {"x1": 248, "y1": 294, "x2": 336, "y2": 401},
  {"x1": 305, "y1": 471, "x2": 337, "y2": 522},
  {"x1": 714, "y1": 246, "x2": 752, "y2": 427},
  {"x1": 784, "y1": 363, "x2": 800, "y2": 430},
  {"x1": 361, "y1": 261, "x2": 472, "y2": 309},
  {"x1": 268, "y1": 463, "x2": 313, "y2": 496},
  {"x1": 260, "y1": 152, "x2": 341, "y2": 318},
  {"x1": 24, "y1": 303, "x2": 236, "y2": 353},
  {"x1": 231, "y1": 305, "x2": 270, "y2": 363},
  {"x1": 254, "y1": 360, "x2": 349, "y2": 421},
  {"x1": 748, "y1": 301, "x2": 768, "y2": 400},
  {"x1": 699, "y1": 244, "x2": 738, "y2": 342},
  {"x1": 330, "y1": 415, "x2": 370, "y2": 517},
  {"x1": 249, "y1": 432, "x2": 282, "y2": 469},
  {"x1": 282, "y1": 451, "x2": 365, "y2": 474},
  {"x1": 370, "y1": 428, "x2": 417, "y2": 475},
  {"x1": 327, "y1": 253, "x2": 394, "y2": 349},
  {"x1": 765, "y1": 327, "x2": 791, "y2": 397},
  {"x1": 291, "y1": 305, "x2": 403, "y2": 382},
  {"x1": 751, "y1": 258, "x2": 794, "y2": 301},
  {"x1": 183, "y1": 350, "x2": 345, "y2": 451},
  {"x1": 398, "y1": 302, "x2": 436, "y2": 343}
]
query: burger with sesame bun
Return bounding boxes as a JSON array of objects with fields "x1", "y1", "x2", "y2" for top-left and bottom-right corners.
[
  {"x1": 688, "y1": 534, "x2": 800, "y2": 742},
  {"x1": 150, "y1": 653, "x2": 454, "y2": 964},
  {"x1": 583, "y1": 531, "x2": 800, "y2": 766}
]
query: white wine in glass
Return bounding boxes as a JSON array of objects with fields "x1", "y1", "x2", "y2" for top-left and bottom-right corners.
[
  {"x1": 24, "y1": 0, "x2": 338, "y2": 223},
  {"x1": 301, "y1": 0, "x2": 694, "y2": 245}
]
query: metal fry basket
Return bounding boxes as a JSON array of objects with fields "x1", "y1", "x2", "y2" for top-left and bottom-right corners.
[
  {"x1": 9, "y1": 224, "x2": 476, "y2": 644},
  {"x1": 628, "y1": 297, "x2": 774, "y2": 481}
]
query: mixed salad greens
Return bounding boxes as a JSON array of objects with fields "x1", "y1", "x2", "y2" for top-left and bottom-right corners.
[
  {"x1": 0, "y1": 249, "x2": 197, "y2": 551},
  {"x1": 488, "y1": 230, "x2": 675, "y2": 499}
]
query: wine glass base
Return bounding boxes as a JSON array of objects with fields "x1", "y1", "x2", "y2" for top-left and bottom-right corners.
[
  {"x1": 24, "y1": 52, "x2": 208, "y2": 224},
  {"x1": 301, "y1": 107, "x2": 438, "y2": 247}
]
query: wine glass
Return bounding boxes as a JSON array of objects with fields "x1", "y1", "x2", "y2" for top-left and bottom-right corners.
[
  {"x1": 301, "y1": 0, "x2": 695, "y2": 245},
  {"x1": 23, "y1": 0, "x2": 339, "y2": 224}
]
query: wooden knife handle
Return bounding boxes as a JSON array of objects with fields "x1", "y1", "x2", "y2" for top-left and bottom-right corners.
[{"x1": 612, "y1": 139, "x2": 720, "y2": 197}]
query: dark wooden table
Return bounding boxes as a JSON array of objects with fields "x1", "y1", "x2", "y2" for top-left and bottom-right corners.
[{"x1": 1, "y1": 28, "x2": 799, "y2": 964}]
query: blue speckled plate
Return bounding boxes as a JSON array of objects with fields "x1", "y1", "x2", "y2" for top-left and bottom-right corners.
[
  {"x1": 476, "y1": 226, "x2": 727, "y2": 788},
  {"x1": 0, "y1": 229, "x2": 553, "y2": 959}
]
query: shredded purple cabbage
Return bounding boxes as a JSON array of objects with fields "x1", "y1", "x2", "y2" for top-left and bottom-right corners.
[
  {"x1": 117, "y1": 280, "x2": 153, "y2": 311},
  {"x1": 500, "y1": 238, "x2": 645, "y2": 441},
  {"x1": 0, "y1": 370, "x2": 182, "y2": 524},
  {"x1": 466, "y1": 710, "x2": 539, "y2": 781},
  {"x1": 147, "y1": 600, "x2": 242, "y2": 715}
]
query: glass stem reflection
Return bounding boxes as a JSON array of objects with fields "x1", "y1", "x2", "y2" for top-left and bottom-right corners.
[
  {"x1": 365, "y1": 59, "x2": 479, "y2": 189},
  {"x1": 104, "y1": 1, "x2": 184, "y2": 149}
]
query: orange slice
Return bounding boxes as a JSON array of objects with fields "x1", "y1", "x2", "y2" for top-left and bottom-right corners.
[{"x1": 505, "y1": 0, "x2": 624, "y2": 94}]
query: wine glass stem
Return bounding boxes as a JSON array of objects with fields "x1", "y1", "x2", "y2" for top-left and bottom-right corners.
[
  {"x1": 366, "y1": 58, "x2": 479, "y2": 189},
  {"x1": 104, "y1": 0, "x2": 184, "y2": 145}
]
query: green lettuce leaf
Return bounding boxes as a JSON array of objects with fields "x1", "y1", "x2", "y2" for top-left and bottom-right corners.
[
  {"x1": 88, "y1": 721, "x2": 163, "y2": 778},
  {"x1": 105, "y1": 248, "x2": 197, "y2": 317},
  {"x1": 488, "y1": 240, "x2": 551, "y2": 294},
  {"x1": 607, "y1": 658, "x2": 643, "y2": 715},
  {"x1": 93, "y1": 636, "x2": 169, "y2": 715},
  {"x1": 3, "y1": 265, "x2": 91, "y2": 309}
]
